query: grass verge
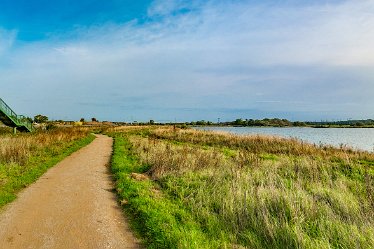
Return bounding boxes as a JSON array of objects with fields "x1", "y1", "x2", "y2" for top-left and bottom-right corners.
[{"x1": 0, "y1": 130, "x2": 95, "y2": 208}]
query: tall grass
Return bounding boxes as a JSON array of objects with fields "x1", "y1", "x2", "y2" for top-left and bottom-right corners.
[
  {"x1": 0, "y1": 127, "x2": 94, "y2": 208},
  {"x1": 150, "y1": 128, "x2": 374, "y2": 161},
  {"x1": 0, "y1": 127, "x2": 12, "y2": 135},
  {"x1": 0, "y1": 128, "x2": 90, "y2": 165},
  {"x1": 113, "y1": 127, "x2": 374, "y2": 248},
  {"x1": 111, "y1": 135, "x2": 222, "y2": 249}
]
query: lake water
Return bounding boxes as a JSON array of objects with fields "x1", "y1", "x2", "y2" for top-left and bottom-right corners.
[{"x1": 194, "y1": 127, "x2": 374, "y2": 152}]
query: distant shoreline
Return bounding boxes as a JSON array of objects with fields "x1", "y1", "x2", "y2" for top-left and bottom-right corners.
[{"x1": 191, "y1": 125, "x2": 374, "y2": 129}]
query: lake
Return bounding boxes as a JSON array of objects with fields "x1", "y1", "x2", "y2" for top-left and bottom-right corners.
[{"x1": 194, "y1": 127, "x2": 374, "y2": 152}]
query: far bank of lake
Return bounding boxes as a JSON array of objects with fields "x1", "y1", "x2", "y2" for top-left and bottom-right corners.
[{"x1": 194, "y1": 126, "x2": 374, "y2": 152}]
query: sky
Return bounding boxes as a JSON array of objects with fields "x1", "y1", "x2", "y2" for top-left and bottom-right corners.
[{"x1": 0, "y1": 0, "x2": 373, "y2": 122}]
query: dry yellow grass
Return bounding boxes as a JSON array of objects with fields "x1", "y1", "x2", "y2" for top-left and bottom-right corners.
[
  {"x1": 150, "y1": 127, "x2": 374, "y2": 161},
  {"x1": 0, "y1": 127, "x2": 93, "y2": 208},
  {"x1": 0, "y1": 128, "x2": 90, "y2": 165}
]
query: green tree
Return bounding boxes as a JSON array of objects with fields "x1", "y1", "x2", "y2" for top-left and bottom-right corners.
[
  {"x1": 34, "y1": 114, "x2": 48, "y2": 123},
  {"x1": 233, "y1": 118, "x2": 245, "y2": 126},
  {"x1": 196, "y1": 120, "x2": 207, "y2": 125}
]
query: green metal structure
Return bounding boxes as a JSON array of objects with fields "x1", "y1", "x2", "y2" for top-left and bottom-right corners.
[{"x1": 0, "y1": 98, "x2": 34, "y2": 133}]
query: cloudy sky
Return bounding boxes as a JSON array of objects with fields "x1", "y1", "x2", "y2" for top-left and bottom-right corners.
[{"x1": 1, "y1": 0, "x2": 373, "y2": 122}]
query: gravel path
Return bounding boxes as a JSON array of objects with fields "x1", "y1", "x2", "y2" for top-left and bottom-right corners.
[{"x1": 0, "y1": 134, "x2": 142, "y2": 249}]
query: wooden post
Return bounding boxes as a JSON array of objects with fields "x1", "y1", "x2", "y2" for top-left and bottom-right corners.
[{"x1": 13, "y1": 127, "x2": 17, "y2": 135}]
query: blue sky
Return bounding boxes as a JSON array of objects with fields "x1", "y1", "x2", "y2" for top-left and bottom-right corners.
[{"x1": 1, "y1": 0, "x2": 373, "y2": 122}]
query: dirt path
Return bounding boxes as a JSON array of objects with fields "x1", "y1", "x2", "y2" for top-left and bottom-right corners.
[{"x1": 0, "y1": 134, "x2": 142, "y2": 249}]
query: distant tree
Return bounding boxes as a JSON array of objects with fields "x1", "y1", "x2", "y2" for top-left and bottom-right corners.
[
  {"x1": 196, "y1": 120, "x2": 207, "y2": 125},
  {"x1": 246, "y1": 119, "x2": 255, "y2": 126},
  {"x1": 80, "y1": 118, "x2": 85, "y2": 122},
  {"x1": 149, "y1": 119, "x2": 155, "y2": 125},
  {"x1": 91, "y1": 117, "x2": 98, "y2": 122},
  {"x1": 34, "y1": 114, "x2": 48, "y2": 123},
  {"x1": 293, "y1": 121, "x2": 307, "y2": 127},
  {"x1": 233, "y1": 118, "x2": 245, "y2": 126}
]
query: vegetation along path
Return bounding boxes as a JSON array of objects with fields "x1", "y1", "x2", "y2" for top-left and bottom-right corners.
[{"x1": 0, "y1": 134, "x2": 141, "y2": 249}]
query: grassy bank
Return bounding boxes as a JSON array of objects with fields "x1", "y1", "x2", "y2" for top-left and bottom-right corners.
[
  {"x1": 111, "y1": 132, "x2": 220, "y2": 248},
  {"x1": 110, "y1": 127, "x2": 374, "y2": 249},
  {"x1": 0, "y1": 128, "x2": 95, "y2": 208}
]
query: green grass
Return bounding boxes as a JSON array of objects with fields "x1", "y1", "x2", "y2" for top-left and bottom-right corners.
[
  {"x1": 111, "y1": 134, "x2": 231, "y2": 248},
  {"x1": 0, "y1": 133, "x2": 95, "y2": 208},
  {"x1": 110, "y1": 127, "x2": 374, "y2": 248}
]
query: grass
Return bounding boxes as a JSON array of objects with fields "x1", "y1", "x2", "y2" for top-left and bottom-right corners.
[
  {"x1": 149, "y1": 128, "x2": 374, "y2": 161},
  {"x1": 111, "y1": 132, "x2": 222, "y2": 249},
  {"x1": 109, "y1": 127, "x2": 374, "y2": 249},
  {"x1": 0, "y1": 127, "x2": 95, "y2": 208}
]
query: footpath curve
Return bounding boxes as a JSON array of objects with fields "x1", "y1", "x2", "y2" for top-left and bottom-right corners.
[{"x1": 0, "y1": 134, "x2": 141, "y2": 249}]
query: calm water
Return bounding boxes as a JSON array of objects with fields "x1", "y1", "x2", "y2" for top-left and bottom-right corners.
[{"x1": 194, "y1": 127, "x2": 374, "y2": 152}]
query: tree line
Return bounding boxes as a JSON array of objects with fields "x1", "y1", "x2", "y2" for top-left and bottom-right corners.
[{"x1": 189, "y1": 118, "x2": 374, "y2": 127}]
